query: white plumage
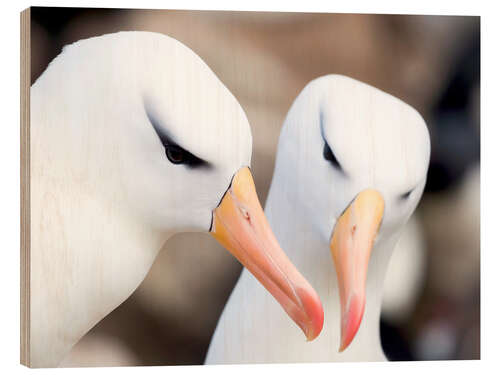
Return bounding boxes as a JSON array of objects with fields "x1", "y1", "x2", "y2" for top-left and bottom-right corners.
[
  {"x1": 30, "y1": 31, "x2": 248, "y2": 367},
  {"x1": 206, "y1": 75, "x2": 430, "y2": 363},
  {"x1": 29, "y1": 32, "x2": 322, "y2": 367}
]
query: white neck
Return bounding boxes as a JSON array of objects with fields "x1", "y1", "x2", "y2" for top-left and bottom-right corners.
[
  {"x1": 268, "y1": 175, "x2": 399, "y2": 360},
  {"x1": 29, "y1": 151, "x2": 170, "y2": 368}
]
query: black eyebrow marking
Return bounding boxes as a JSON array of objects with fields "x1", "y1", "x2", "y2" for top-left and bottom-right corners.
[
  {"x1": 145, "y1": 109, "x2": 177, "y2": 148},
  {"x1": 144, "y1": 100, "x2": 211, "y2": 169},
  {"x1": 320, "y1": 109, "x2": 345, "y2": 175},
  {"x1": 400, "y1": 188, "x2": 414, "y2": 200}
]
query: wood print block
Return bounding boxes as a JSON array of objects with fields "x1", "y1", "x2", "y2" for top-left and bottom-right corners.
[{"x1": 21, "y1": 7, "x2": 480, "y2": 367}]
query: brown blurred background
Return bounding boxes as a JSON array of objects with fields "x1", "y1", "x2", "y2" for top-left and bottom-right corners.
[{"x1": 30, "y1": 7, "x2": 480, "y2": 365}]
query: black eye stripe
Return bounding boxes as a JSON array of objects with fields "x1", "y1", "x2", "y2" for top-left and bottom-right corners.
[
  {"x1": 323, "y1": 142, "x2": 342, "y2": 170},
  {"x1": 400, "y1": 189, "x2": 413, "y2": 200},
  {"x1": 319, "y1": 108, "x2": 344, "y2": 173},
  {"x1": 145, "y1": 105, "x2": 211, "y2": 169}
]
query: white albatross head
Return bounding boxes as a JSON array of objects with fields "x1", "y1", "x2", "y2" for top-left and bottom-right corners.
[
  {"x1": 272, "y1": 74, "x2": 430, "y2": 350},
  {"x1": 32, "y1": 31, "x2": 323, "y2": 342}
]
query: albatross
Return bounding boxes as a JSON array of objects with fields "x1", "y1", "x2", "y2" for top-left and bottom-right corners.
[
  {"x1": 28, "y1": 31, "x2": 323, "y2": 367},
  {"x1": 206, "y1": 75, "x2": 430, "y2": 363}
]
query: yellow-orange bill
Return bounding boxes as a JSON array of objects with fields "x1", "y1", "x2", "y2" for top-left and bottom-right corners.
[
  {"x1": 330, "y1": 189, "x2": 384, "y2": 352},
  {"x1": 211, "y1": 167, "x2": 324, "y2": 341}
]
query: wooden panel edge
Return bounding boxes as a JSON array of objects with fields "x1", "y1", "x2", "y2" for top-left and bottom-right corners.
[{"x1": 20, "y1": 7, "x2": 31, "y2": 368}]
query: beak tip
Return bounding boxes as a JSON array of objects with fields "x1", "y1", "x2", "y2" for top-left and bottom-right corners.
[
  {"x1": 297, "y1": 309, "x2": 323, "y2": 343},
  {"x1": 305, "y1": 324, "x2": 321, "y2": 342},
  {"x1": 303, "y1": 329, "x2": 320, "y2": 342},
  {"x1": 298, "y1": 289, "x2": 324, "y2": 342},
  {"x1": 338, "y1": 335, "x2": 352, "y2": 352},
  {"x1": 339, "y1": 295, "x2": 365, "y2": 352}
]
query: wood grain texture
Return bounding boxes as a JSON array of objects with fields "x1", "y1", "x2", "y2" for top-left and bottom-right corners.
[
  {"x1": 20, "y1": 7, "x2": 31, "y2": 367},
  {"x1": 22, "y1": 9, "x2": 476, "y2": 366}
]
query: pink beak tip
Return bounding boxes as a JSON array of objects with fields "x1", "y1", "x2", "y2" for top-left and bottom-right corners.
[
  {"x1": 339, "y1": 295, "x2": 365, "y2": 352},
  {"x1": 298, "y1": 288, "x2": 324, "y2": 342}
]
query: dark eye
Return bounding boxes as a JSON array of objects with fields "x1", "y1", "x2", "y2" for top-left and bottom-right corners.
[
  {"x1": 164, "y1": 144, "x2": 206, "y2": 167},
  {"x1": 165, "y1": 145, "x2": 186, "y2": 164},
  {"x1": 323, "y1": 142, "x2": 342, "y2": 170},
  {"x1": 144, "y1": 107, "x2": 210, "y2": 169}
]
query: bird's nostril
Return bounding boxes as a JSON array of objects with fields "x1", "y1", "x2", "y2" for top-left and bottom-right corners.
[{"x1": 239, "y1": 206, "x2": 250, "y2": 222}]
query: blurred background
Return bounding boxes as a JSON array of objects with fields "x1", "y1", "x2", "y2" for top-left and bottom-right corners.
[{"x1": 30, "y1": 7, "x2": 480, "y2": 365}]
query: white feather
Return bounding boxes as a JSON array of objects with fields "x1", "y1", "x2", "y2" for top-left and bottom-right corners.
[
  {"x1": 206, "y1": 75, "x2": 430, "y2": 363},
  {"x1": 29, "y1": 31, "x2": 252, "y2": 367}
]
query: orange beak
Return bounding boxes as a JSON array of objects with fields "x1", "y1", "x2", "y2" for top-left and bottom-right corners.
[
  {"x1": 330, "y1": 189, "x2": 384, "y2": 351},
  {"x1": 211, "y1": 167, "x2": 324, "y2": 341}
]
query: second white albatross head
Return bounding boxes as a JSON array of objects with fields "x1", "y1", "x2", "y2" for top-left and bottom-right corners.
[
  {"x1": 273, "y1": 75, "x2": 430, "y2": 351},
  {"x1": 32, "y1": 31, "x2": 323, "y2": 345}
]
